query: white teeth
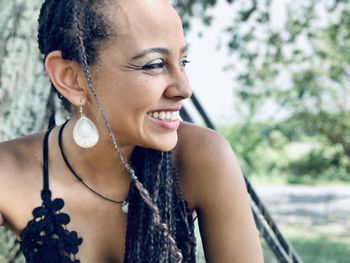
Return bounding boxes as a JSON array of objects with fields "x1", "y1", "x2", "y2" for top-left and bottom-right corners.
[
  {"x1": 171, "y1": 111, "x2": 178, "y2": 120},
  {"x1": 159, "y1": 112, "x2": 166, "y2": 120},
  {"x1": 149, "y1": 111, "x2": 180, "y2": 121}
]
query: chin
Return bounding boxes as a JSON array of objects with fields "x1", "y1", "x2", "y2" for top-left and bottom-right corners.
[
  {"x1": 157, "y1": 142, "x2": 177, "y2": 152},
  {"x1": 144, "y1": 134, "x2": 178, "y2": 152}
]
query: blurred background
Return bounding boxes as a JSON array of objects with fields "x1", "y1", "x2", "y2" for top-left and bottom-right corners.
[{"x1": 1, "y1": 0, "x2": 349, "y2": 262}]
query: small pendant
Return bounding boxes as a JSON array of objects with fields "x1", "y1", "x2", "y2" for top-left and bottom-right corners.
[{"x1": 121, "y1": 201, "x2": 129, "y2": 214}]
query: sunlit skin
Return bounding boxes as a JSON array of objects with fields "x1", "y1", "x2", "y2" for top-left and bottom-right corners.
[
  {"x1": 0, "y1": 0, "x2": 263, "y2": 262},
  {"x1": 89, "y1": 0, "x2": 192, "y2": 151}
]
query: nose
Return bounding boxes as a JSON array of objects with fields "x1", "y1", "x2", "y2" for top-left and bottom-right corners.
[{"x1": 164, "y1": 68, "x2": 192, "y2": 100}]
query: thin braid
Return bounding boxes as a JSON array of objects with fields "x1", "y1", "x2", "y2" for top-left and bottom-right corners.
[
  {"x1": 71, "y1": 3, "x2": 128, "y2": 167},
  {"x1": 165, "y1": 152, "x2": 175, "y2": 235},
  {"x1": 144, "y1": 152, "x2": 167, "y2": 261},
  {"x1": 172, "y1": 162, "x2": 198, "y2": 262},
  {"x1": 153, "y1": 152, "x2": 164, "y2": 202},
  {"x1": 163, "y1": 150, "x2": 197, "y2": 262},
  {"x1": 38, "y1": 0, "x2": 197, "y2": 261},
  {"x1": 126, "y1": 148, "x2": 198, "y2": 262},
  {"x1": 136, "y1": 150, "x2": 161, "y2": 262},
  {"x1": 159, "y1": 153, "x2": 172, "y2": 261},
  {"x1": 134, "y1": 179, "x2": 183, "y2": 262},
  {"x1": 71, "y1": 2, "x2": 184, "y2": 261}
]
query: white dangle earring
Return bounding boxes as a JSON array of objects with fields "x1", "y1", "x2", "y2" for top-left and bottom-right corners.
[{"x1": 73, "y1": 102, "x2": 99, "y2": 148}]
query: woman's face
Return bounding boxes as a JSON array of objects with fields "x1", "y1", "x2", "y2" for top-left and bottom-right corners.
[{"x1": 89, "y1": 0, "x2": 192, "y2": 152}]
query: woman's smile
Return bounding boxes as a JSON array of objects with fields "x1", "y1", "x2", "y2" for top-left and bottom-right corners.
[{"x1": 146, "y1": 107, "x2": 181, "y2": 131}]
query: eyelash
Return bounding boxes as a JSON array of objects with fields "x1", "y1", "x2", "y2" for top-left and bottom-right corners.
[
  {"x1": 180, "y1": 59, "x2": 190, "y2": 67},
  {"x1": 142, "y1": 62, "x2": 165, "y2": 70},
  {"x1": 141, "y1": 58, "x2": 190, "y2": 72}
]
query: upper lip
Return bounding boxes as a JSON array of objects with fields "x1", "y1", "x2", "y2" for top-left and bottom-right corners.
[{"x1": 148, "y1": 105, "x2": 182, "y2": 113}]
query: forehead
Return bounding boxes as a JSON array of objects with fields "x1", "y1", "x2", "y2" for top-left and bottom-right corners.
[{"x1": 105, "y1": 0, "x2": 185, "y2": 52}]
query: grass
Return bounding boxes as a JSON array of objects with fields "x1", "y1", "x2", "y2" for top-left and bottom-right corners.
[
  {"x1": 195, "y1": 225, "x2": 350, "y2": 263},
  {"x1": 262, "y1": 226, "x2": 350, "y2": 263}
]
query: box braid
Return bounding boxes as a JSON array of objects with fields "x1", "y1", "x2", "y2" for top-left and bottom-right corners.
[
  {"x1": 37, "y1": 0, "x2": 196, "y2": 262},
  {"x1": 127, "y1": 147, "x2": 197, "y2": 262}
]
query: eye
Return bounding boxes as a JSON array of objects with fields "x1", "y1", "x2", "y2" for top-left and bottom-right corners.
[
  {"x1": 141, "y1": 59, "x2": 166, "y2": 73},
  {"x1": 180, "y1": 58, "x2": 190, "y2": 68}
]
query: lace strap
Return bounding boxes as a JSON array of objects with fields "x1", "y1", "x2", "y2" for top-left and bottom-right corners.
[{"x1": 42, "y1": 127, "x2": 54, "y2": 197}]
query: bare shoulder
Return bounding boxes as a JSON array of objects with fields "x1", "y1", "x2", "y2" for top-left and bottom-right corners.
[
  {"x1": 174, "y1": 122, "x2": 244, "y2": 210},
  {"x1": 0, "y1": 133, "x2": 43, "y2": 173},
  {"x1": 176, "y1": 121, "x2": 230, "y2": 152},
  {"x1": 0, "y1": 133, "x2": 44, "y2": 225},
  {"x1": 176, "y1": 121, "x2": 235, "y2": 164},
  {"x1": 175, "y1": 122, "x2": 263, "y2": 262}
]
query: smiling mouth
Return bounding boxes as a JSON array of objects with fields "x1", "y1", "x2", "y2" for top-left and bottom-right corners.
[{"x1": 147, "y1": 111, "x2": 180, "y2": 121}]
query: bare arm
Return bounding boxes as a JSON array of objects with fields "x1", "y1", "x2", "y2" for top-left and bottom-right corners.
[
  {"x1": 0, "y1": 152, "x2": 6, "y2": 226},
  {"x1": 178, "y1": 125, "x2": 263, "y2": 262},
  {"x1": 0, "y1": 142, "x2": 9, "y2": 227},
  {"x1": 0, "y1": 135, "x2": 43, "y2": 234}
]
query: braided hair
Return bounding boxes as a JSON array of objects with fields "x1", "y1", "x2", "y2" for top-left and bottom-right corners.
[{"x1": 37, "y1": 0, "x2": 196, "y2": 262}]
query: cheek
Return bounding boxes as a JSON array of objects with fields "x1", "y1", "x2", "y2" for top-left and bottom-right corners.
[
  {"x1": 101, "y1": 91, "x2": 154, "y2": 131},
  {"x1": 113, "y1": 79, "x2": 165, "y2": 112},
  {"x1": 95, "y1": 75, "x2": 166, "y2": 127}
]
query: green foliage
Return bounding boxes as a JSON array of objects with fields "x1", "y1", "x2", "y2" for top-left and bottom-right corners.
[
  {"x1": 222, "y1": 120, "x2": 350, "y2": 184},
  {"x1": 222, "y1": 0, "x2": 350, "y2": 162},
  {"x1": 222, "y1": 121, "x2": 270, "y2": 175},
  {"x1": 207, "y1": 0, "x2": 350, "y2": 183},
  {"x1": 173, "y1": 0, "x2": 234, "y2": 30},
  {"x1": 287, "y1": 148, "x2": 349, "y2": 180}
]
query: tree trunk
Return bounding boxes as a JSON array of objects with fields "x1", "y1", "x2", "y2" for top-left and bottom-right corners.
[{"x1": 0, "y1": 1, "x2": 49, "y2": 260}]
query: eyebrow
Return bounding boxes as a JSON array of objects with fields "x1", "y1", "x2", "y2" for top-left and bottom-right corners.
[{"x1": 131, "y1": 45, "x2": 188, "y2": 60}]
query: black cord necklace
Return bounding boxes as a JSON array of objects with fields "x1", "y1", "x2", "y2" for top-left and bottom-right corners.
[{"x1": 58, "y1": 121, "x2": 129, "y2": 214}]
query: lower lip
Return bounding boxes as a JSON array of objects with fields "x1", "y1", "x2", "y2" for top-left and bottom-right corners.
[{"x1": 148, "y1": 116, "x2": 181, "y2": 131}]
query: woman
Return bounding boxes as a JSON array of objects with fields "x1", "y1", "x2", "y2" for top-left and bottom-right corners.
[{"x1": 0, "y1": 0, "x2": 263, "y2": 262}]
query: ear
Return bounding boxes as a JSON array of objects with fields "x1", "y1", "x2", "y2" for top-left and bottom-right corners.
[{"x1": 45, "y1": 51, "x2": 87, "y2": 106}]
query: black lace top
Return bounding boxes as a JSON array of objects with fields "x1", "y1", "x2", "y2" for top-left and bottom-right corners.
[{"x1": 19, "y1": 128, "x2": 83, "y2": 263}]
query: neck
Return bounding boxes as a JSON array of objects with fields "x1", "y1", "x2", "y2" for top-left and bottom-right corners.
[{"x1": 57, "y1": 118, "x2": 134, "y2": 187}]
